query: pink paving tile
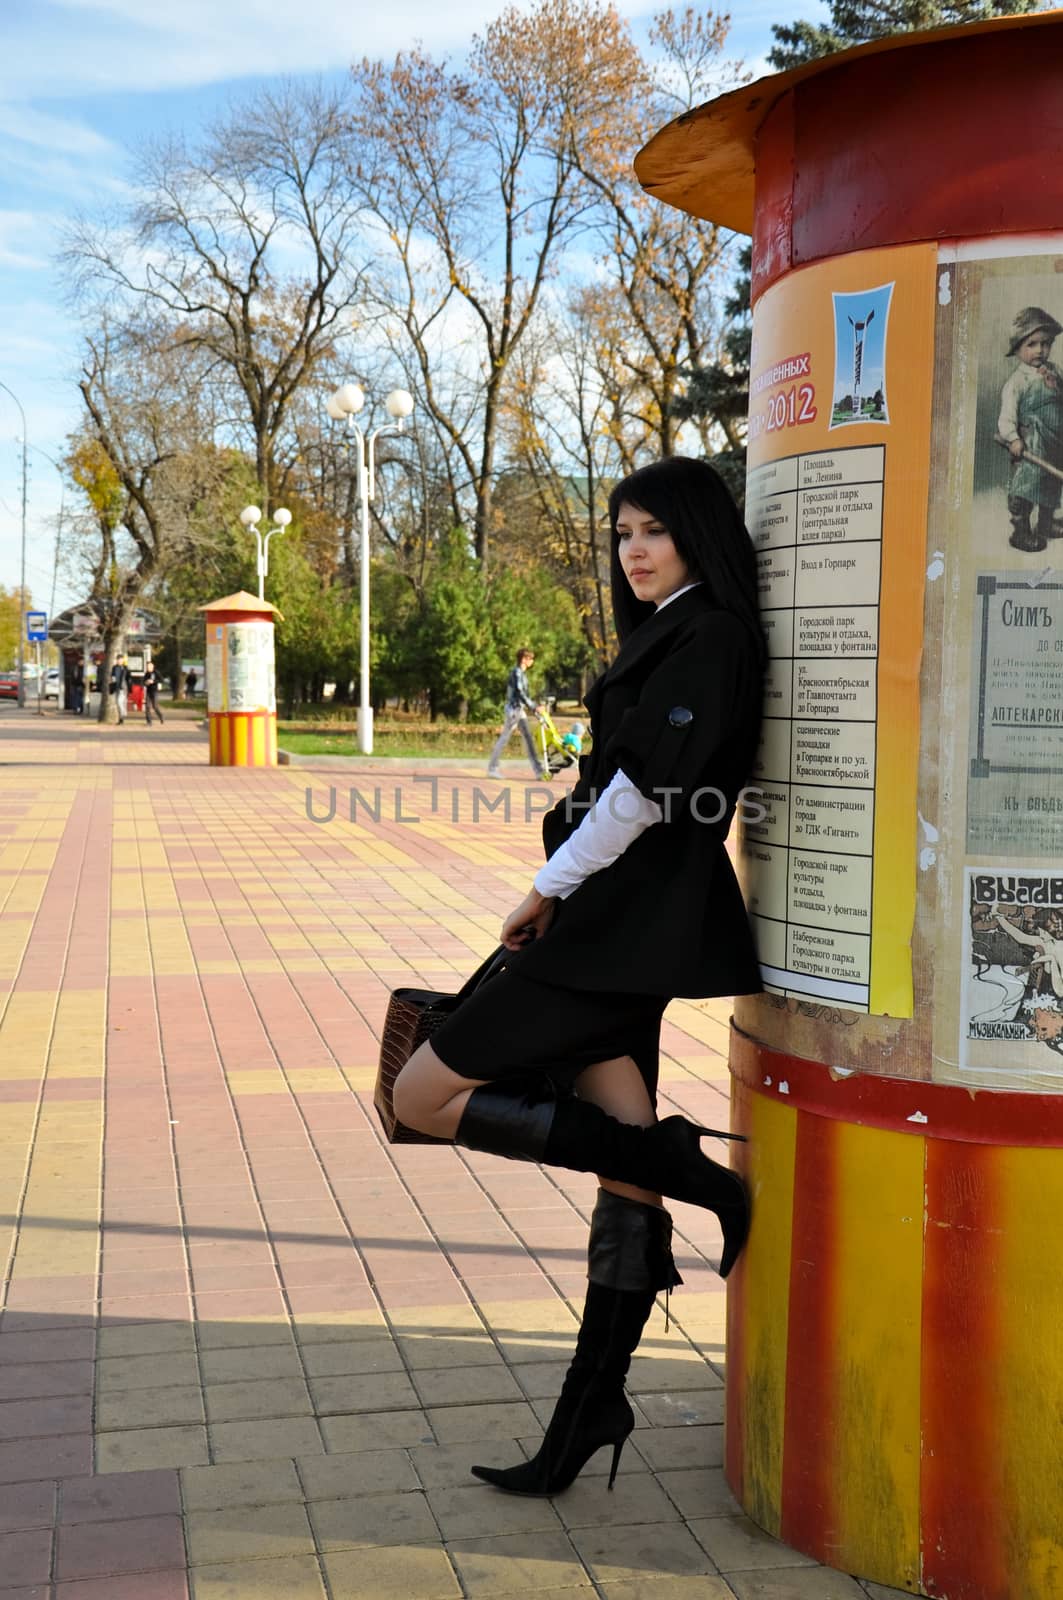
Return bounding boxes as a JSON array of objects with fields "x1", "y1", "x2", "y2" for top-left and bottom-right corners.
[
  {"x1": 0, "y1": 1481, "x2": 56, "y2": 1534},
  {"x1": 0, "y1": 1332, "x2": 95, "y2": 1368},
  {"x1": 97, "y1": 1295, "x2": 193, "y2": 1327},
  {"x1": 0, "y1": 1527, "x2": 52, "y2": 1588},
  {"x1": 59, "y1": 1467, "x2": 174, "y2": 1531},
  {"x1": 0, "y1": 1397, "x2": 93, "y2": 1441},
  {"x1": 0, "y1": 1365, "x2": 94, "y2": 1403},
  {"x1": 3, "y1": 1280, "x2": 98, "y2": 1312},
  {"x1": 191, "y1": 1288, "x2": 289, "y2": 1321},
  {"x1": 0, "y1": 1435, "x2": 92, "y2": 1485},
  {"x1": 55, "y1": 1514, "x2": 185, "y2": 1581},
  {"x1": 54, "y1": 1569, "x2": 188, "y2": 1599}
]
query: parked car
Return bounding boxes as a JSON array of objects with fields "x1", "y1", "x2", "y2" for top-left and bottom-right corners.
[
  {"x1": 43, "y1": 669, "x2": 60, "y2": 700},
  {"x1": 0, "y1": 672, "x2": 19, "y2": 700}
]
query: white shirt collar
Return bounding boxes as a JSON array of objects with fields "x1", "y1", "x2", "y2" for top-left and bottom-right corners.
[{"x1": 655, "y1": 580, "x2": 702, "y2": 612}]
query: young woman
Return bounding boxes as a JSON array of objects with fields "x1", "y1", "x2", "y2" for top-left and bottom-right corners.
[{"x1": 394, "y1": 455, "x2": 764, "y2": 1495}]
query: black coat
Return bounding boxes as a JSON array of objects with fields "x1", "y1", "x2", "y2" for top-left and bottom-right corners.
[{"x1": 516, "y1": 587, "x2": 763, "y2": 999}]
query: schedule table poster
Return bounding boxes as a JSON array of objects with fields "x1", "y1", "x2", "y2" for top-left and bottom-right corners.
[{"x1": 741, "y1": 245, "x2": 937, "y2": 1016}]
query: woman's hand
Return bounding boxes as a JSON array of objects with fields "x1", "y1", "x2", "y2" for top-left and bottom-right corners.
[{"x1": 501, "y1": 887, "x2": 557, "y2": 951}]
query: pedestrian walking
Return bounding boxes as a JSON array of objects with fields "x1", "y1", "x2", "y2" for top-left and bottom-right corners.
[
  {"x1": 185, "y1": 667, "x2": 198, "y2": 698},
  {"x1": 110, "y1": 657, "x2": 131, "y2": 723},
  {"x1": 143, "y1": 662, "x2": 164, "y2": 726},
  {"x1": 487, "y1": 648, "x2": 547, "y2": 779},
  {"x1": 394, "y1": 455, "x2": 764, "y2": 1496},
  {"x1": 71, "y1": 663, "x2": 85, "y2": 716}
]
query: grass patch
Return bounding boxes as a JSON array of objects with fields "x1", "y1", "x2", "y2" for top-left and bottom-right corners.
[{"x1": 278, "y1": 728, "x2": 497, "y2": 759}]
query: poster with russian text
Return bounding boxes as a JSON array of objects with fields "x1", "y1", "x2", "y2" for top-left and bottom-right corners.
[{"x1": 741, "y1": 244, "x2": 937, "y2": 1018}]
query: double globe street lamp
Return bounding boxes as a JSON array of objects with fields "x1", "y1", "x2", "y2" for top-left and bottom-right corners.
[
  {"x1": 240, "y1": 504, "x2": 292, "y2": 601},
  {"x1": 326, "y1": 383, "x2": 414, "y2": 755}
]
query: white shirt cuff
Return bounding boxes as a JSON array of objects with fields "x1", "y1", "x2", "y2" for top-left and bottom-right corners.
[{"x1": 534, "y1": 767, "x2": 663, "y2": 900}]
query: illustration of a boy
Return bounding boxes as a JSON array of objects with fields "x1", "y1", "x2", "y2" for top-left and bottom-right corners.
[{"x1": 998, "y1": 306, "x2": 1063, "y2": 553}]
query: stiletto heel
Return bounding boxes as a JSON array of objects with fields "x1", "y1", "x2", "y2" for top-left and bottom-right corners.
[
  {"x1": 694, "y1": 1124, "x2": 747, "y2": 1143},
  {"x1": 607, "y1": 1435, "x2": 626, "y2": 1490}
]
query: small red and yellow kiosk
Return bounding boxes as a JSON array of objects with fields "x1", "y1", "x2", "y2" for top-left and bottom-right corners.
[
  {"x1": 638, "y1": 14, "x2": 1063, "y2": 1598},
  {"x1": 200, "y1": 591, "x2": 281, "y2": 767}
]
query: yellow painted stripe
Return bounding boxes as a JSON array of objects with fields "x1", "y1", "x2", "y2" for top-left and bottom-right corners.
[
  {"x1": 997, "y1": 1147, "x2": 1063, "y2": 1597},
  {"x1": 738, "y1": 1085, "x2": 796, "y2": 1536},
  {"x1": 831, "y1": 1120, "x2": 923, "y2": 1587}
]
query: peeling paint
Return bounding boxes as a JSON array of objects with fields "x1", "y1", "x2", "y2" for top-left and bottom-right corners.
[
  {"x1": 926, "y1": 549, "x2": 946, "y2": 580},
  {"x1": 907, "y1": 1110, "x2": 929, "y2": 1124},
  {"x1": 778, "y1": 1079, "x2": 790, "y2": 1095},
  {"x1": 938, "y1": 269, "x2": 952, "y2": 306}
]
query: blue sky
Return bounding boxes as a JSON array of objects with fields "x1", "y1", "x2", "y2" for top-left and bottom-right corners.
[{"x1": 0, "y1": 0, "x2": 826, "y2": 615}]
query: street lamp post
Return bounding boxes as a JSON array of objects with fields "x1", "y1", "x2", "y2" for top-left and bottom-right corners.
[
  {"x1": 240, "y1": 505, "x2": 292, "y2": 601},
  {"x1": 0, "y1": 381, "x2": 28, "y2": 709},
  {"x1": 326, "y1": 383, "x2": 414, "y2": 754}
]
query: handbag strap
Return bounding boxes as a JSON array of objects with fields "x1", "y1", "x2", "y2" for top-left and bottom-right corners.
[{"x1": 453, "y1": 946, "x2": 508, "y2": 1004}]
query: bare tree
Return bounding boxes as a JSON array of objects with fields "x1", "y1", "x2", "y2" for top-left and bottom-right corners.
[
  {"x1": 347, "y1": 0, "x2": 643, "y2": 566},
  {"x1": 65, "y1": 81, "x2": 367, "y2": 514},
  {"x1": 70, "y1": 320, "x2": 228, "y2": 721}
]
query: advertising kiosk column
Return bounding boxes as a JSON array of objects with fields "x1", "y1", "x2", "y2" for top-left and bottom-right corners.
[{"x1": 637, "y1": 15, "x2": 1063, "y2": 1597}]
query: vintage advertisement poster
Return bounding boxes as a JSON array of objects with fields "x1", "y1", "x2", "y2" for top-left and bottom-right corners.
[
  {"x1": 930, "y1": 247, "x2": 1063, "y2": 1085},
  {"x1": 204, "y1": 621, "x2": 275, "y2": 713},
  {"x1": 741, "y1": 243, "x2": 937, "y2": 1018},
  {"x1": 962, "y1": 869, "x2": 1063, "y2": 1068},
  {"x1": 968, "y1": 573, "x2": 1063, "y2": 856}
]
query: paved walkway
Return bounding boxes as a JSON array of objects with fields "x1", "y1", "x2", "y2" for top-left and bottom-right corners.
[{"x1": 0, "y1": 716, "x2": 905, "y2": 1600}]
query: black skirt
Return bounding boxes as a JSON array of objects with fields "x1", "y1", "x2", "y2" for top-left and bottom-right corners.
[{"x1": 430, "y1": 969, "x2": 668, "y2": 1103}]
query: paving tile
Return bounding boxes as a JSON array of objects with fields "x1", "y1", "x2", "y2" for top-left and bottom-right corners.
[
  {"x1": 633, "y1": 1390, "x2": 725, "y2": 1429},
  {"x1": 0, "y1": 1527, "x2": 52, "y2": 1589},
  {"x1": 409, "y1": 1438, "x2": 531, "y2": 1490},
  {"x1": 855, "y1": 1584, "x2": 912, "y2": 1599},
  {"x1": 319, "y1": 1410, "x2": 433, "y2": 1453},
  {"x1": 570, "y1": 1521, "x2": 721, "y2": 1585},
  {"x1": 427, "y1": 1401, "x2": 538, "y2": 1444},
  {"x1": 295, "y1": 1448, "x2": 417, "y2": 1500},
  {"x1": 397, "y1": 1334, "x2": 502, "y2": 1370},
  {"x1": 50, "y1": 1572, "x2": 189, "y2": 1599},
  {"x1": 55, "y1": 1513, "x2": 185, "y2": 1580},
  {"x1": 308, "y1": 1488, "x2": 438, "y2": 1550},
  {"x1": 198, "y1": 1344, "x2": 304, "y2": 1384},
  {"x1": 95, "y1": 1353, "x2": 201, "y2": 1393},
  {"x1": 323, "y1": 1544, "x2": 461, "y2": 1600},
  {"x1": 657, "y1": 1466, "x2": 742, "y2": 1519},
  {"x1": 0, "y1": 1330, "x2": 94, "y2": 1364},
  {"x1": 447, "y1": 1529, "x2": 589, "y2": 1596},
  {"x1": 96, "y1": 1385, "x2": 205, "y2": 1431},
  {"x1": 413, "y1": 1365, "x2": 523, "y2": 1407},
  {"x1": 597, "y1": 1579, "x2": 736, "y2": 1600},
  {"x1": 298, "y1": 1338, "x2": 402, "y2": 1378},
  {"x1": 95, "y1": 1324, "x2": 195, "y2": 1360},
  {"x1": 208, "y1": 1417, "x2": 323, "y2": 1463},
  {"x1": 203, "y1": 1378, "x2": 312, "y2": 1423},
  {"x1": 95, "y1": 1424, "x2": 209, "y2": 1474},
  {"x1": 0, "y1": 1395, "x2": 92, "y2": 1440},
  {"x1": 727, "y1": 1570, "x2": 867, "y2": 1599},
  {"x1": 0, "y1": 1434, "x2": 92, "y2": 1484},
  {"x1": 60, "y1": 1468, "x2": 181, "y2": 1522},
  {"x1": 427, "y1": 1482, "x2": 563, "y2": 1540},
  {"x1": 632, "y1": 1424, "x2": 724, "y2": 1472},
  {"x1": 189, "y1": 1553, "x2": 325, "y2": 1599},
  {"x1": 691, "y1": 1516, "x2": 818, "y2": 1574},
  {"x1": 308, "y1": 1371, "x2": 418, "y2": 1415},
  {"x1": 0, "y1": 1361, "x2": 94, "y2": 1400},
  {"x1": 0, "y1": 1480, "x2": 55, "y2": 1533},
  {"x1": 185, "y1": 1502, "x2": 315, "y2": 1566},
  {"x1": 554, "y1": 1469, "x2": 682, "y2": 1530},
  {"x1": 196, "y1": 1322, "x2": 294, "y2": 1352},
  {"x1": 180, "y1": 1459, "x2": 304, "y2": 1513}
]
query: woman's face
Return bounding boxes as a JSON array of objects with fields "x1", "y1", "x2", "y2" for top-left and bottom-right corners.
[{"x1": 615, "y1": 500, "x2": 691, "y2": 606}]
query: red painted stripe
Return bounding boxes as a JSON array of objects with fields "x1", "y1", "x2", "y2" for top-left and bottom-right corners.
[
  {"x1": 724, "y1": 1080, "x2": 751, "y2": 1499},
  {"x1": 731, "y1": 1027, "x2": 1063, "y2": 1147},
  {"x1": 921, "y1": 1141, "x2": 1007, "y2": 1599},
  {"x1": 780, "y1": 1109, "x2": 840, "y2": 1561}
]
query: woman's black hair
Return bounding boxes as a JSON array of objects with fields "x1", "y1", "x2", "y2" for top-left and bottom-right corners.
[{"x1": 607, "y1": 457, "x2": 763, "y2": 655}]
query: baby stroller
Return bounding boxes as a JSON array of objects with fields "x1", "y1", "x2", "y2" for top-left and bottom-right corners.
[{"x1": 536, "y1": 704, "x2": 585, "y2": 778}]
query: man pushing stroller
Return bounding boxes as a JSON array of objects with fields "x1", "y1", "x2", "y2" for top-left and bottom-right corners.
[{"x1": 487, "y1": 648, "x2": 549, "y2": 780}]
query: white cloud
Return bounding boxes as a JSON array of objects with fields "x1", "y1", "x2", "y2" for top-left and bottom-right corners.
[{"x1": 0, "y1": 103, "x2": 113, "y2": 156}]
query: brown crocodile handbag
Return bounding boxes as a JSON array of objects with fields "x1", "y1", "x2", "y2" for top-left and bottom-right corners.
[{"x1": 374, "y1": 948, "x2": 507, "y2": 1144}]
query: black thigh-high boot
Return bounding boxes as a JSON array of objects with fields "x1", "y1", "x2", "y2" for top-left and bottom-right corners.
[
  {"x1": 455, "y1": 1083, "x2": 749, "y2": 1277},
  {"x1": 471, "y1": 1189, "x2": 682, "y2": 1495}
]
